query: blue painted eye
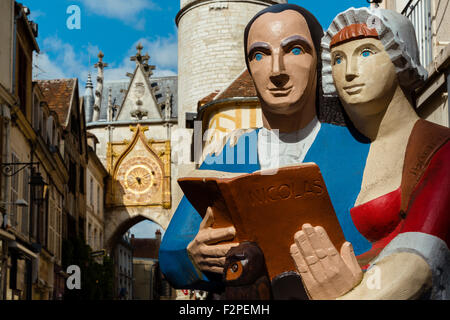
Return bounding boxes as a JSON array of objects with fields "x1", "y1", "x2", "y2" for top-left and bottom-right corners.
[
  {"x1": 255, "y1": 53, "x2": 263, "y2": 61},
  {"x1": 362, "y1": 50, "x2": 372, "y2": 58},
  {"x1": 336, "y1": 57, "x2": 342, "y2": 65},
  {"x1": 291, "y1": 48, "x2": 302, "y2": 55}
]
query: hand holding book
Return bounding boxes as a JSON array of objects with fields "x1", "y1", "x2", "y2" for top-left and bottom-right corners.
[
  {"x1": 187, "y1": 207, "x2": 239, "y2": 275},
  {"x1": 180, "y1": 164, "x2": 347, "y2": 282}
]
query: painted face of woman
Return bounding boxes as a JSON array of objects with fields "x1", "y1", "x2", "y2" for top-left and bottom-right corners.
[{"x1": 331, "y1": 37, "x2": 398, "y2": 117}]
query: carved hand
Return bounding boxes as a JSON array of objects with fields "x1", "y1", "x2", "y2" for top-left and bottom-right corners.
[
  {"x1": 290, "y1": 224, "x2": 363, "y2": 300},
  {"x1": 187, "y1": 207, "x2": 239, "y2": 274}
]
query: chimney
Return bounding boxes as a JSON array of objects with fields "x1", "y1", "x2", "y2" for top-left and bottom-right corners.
[{"x1": 155, "y1": 229, "x2": 162, "y2": 242}]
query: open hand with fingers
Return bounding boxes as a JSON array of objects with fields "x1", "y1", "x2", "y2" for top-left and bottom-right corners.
[
  {"x1": 290, "y1": 224, "x2": 363, "y2": 300},
  {"x1": 187, "y1": 207, "x2": 240, "y2": 274}
]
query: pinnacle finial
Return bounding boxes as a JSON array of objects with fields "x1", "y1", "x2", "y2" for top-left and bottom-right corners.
[
  {"x1": 95, "y1": 51, "x2": 108, "y2": 68},
  {"x1": 136, "y1": 43, "x2": 144, "y2": 55},
  {"x1": 86, "y1": 73, "x2": 93, "y2": 89},
  {"x1": 131, "y1": 43, "x2": 145, "y2": 64}
]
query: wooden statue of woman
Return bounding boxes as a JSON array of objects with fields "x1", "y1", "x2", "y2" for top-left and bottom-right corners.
[{"x1": 290, "y1": 7, "x2": 450, "y2": 300}]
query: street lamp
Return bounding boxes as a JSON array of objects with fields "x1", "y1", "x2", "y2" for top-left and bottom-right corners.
[
  {"x1": 29, "y1": 170, "x2": 47, "y2": 205},
  {"x1": 1, "y1": 161, "x2": 48, "y2": 207},
  {"x1": 0, "y1": 163, "x2": 48, "y2": 235}
]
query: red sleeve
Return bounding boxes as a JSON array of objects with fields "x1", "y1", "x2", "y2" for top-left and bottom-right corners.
[{"x1": 401, "y1": 142, "x2": 450, "y2": 248}]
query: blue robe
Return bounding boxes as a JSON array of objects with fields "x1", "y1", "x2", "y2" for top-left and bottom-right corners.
[{"x1": 159, "y1": 123, "x2": 372, "y2": 290}]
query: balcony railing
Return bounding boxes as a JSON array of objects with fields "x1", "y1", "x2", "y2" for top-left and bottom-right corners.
[{"x1": 402, "y1": 0, "x2": 433, "y2": 68}]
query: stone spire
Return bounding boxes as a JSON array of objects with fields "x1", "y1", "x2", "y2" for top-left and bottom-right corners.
[
  {"x1": 130, "y1": 43, "x2": 156, "y2": 78},
  {"x1": 107, "y1": 87, "x2": 113, "y2": 122},
  {"x1": 92, "y1": 51, "x2": 108, "y2": 122},
  {"x1": 84, "y1": 73, "x2": 95, "y2": 123}
]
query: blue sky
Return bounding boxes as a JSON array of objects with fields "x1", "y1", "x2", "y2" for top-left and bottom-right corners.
[{"x1": 22, "y1": 0, "x2": 369, "y2": 238}]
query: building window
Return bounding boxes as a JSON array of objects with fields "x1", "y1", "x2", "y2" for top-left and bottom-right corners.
[
  {"x1": 68, "y1": 161, "x2": 76, "y2": 194},
  {"x1": 79, "y1": 167, "x2": 85, "y2": 194},
  {"x1": 42, "y1": 113, "x2": 47, "y2": 141},
  {"x1": 17, "y1": 45, "x2": 28, "y2": 115},
  {"x1": 97, "y1": 185, "x2": 100, "y2": 215},
  {"x1": 56, "y1": 192, "x2": 62, "y2": 261},
  {"x1": 403, "y1": 0, "x2": 433, "y2": 68},
  {"x1": 32, "y1": 94, "x2": 40, "y2": 130},
  {"x1": 39, "y1": 185, "x2": 49, "y2": 247},
  {"x1": 88, "y1": 223, "x2": 92, "y2": 247},
  {"x1": 48, "y1": 187, "x2": 56, "y2": 254},
  {"x1": 89, "y1": 177, "x2": 93, "y2": 206},
  {"x1": 20, "y1": 168, "x2": 30, "y2": 236},
  {"x1": 10, "y1": 153, "x2": 20, "y2": 228},
  {"x1": 94, "y1": 228, "x2": 97, "y2": 250}
]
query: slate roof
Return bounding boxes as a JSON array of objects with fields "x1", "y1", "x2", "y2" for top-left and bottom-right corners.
[
  {"x1": 36, "y1": 79, "x2": 77, "y2": 128},
  {"x1": 94, "y1": 76, "x2": 178, "y2": 122}
]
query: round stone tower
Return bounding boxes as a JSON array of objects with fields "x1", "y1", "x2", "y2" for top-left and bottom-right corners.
[{"x1": 176, "y1": 0, "x2": 287, "y2": 127}]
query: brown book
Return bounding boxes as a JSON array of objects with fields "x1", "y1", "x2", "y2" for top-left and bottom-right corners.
[{"x1": 178, "y1": 164, "x2": 346, "y2": 280}]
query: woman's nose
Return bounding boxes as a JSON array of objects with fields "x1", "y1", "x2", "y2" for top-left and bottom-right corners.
[{"x1": 345, "y1": 56, "x2": 359, "y2": 82}]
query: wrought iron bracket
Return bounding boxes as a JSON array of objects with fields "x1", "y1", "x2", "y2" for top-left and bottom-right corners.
[{"x1": 1, "y1": 162, "x2": 40, "y2": 177}]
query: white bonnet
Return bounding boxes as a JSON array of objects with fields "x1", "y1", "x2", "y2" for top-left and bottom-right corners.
[{"x1": 321, "y1": 7, "x2": 428, "y2": 97}]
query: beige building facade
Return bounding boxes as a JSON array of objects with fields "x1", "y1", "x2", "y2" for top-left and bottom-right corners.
[
  {"x1": 0, "y1": 2, "x2": 68, "y2": 300},
  {"x1": 86, "y1": 145, "x2": 108, "y2": 254},
  {"x1": 380, "y1": 0, "x2": 449, "y2": 127}
]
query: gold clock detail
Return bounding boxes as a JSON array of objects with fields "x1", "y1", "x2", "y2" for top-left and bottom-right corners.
[
  {"x1": 116, "y1": 156, "x2": 163, "y2": 204},
  {"x1": 125, "y1": 165, "x2": 154, "y2": 194}
]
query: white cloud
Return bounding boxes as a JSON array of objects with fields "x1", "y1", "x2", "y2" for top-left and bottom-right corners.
[
  {"x1": 33, "y1": 35, "x2": 93, "y2": 86},
  {"x1": 138, "y1": 36, "x2": 178, "y2": 70},
  {"x1": 101, "y1": 36, "x2": 178, "y2": 81},
  {"x1": 33, "y1": 52, "x2": 67, "y2": 80},
  {"x1": 77, "y1": 0, "x2": 158, "y2": 29},
  {"x1": 33, "y1": 34, "x2": 178, "y2": 88}
]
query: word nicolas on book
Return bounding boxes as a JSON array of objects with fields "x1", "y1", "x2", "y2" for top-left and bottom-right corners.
[{"x1": 248, "y1": 179, "x2": 324, "y2": 206}]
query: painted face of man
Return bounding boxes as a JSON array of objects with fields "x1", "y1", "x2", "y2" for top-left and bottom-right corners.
[{"x1": 246, "y1": 10, "x2": 318, "y2": 115}]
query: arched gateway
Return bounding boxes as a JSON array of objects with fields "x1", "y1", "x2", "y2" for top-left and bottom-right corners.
[{"x1": 104, "y1": 125, "x2": 172, "y2": 251}]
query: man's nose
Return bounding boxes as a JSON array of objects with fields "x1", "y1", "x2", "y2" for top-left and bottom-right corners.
[
  {"x1": 345, "y1": 56, "x2": 359, "y2": 82},
  {"x1": 270, "y1": 51, "x2": 289, "y2": 87}
]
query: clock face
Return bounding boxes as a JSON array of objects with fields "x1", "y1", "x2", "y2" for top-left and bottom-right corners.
[
  {"x1": 116, "y1": 156, "x2": 162, "y2": 202},
  {"x1": 125, "y1": 165, "x2": 154, "y2": 194}
]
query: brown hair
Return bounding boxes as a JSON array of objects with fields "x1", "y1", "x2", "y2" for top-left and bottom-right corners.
[{"x1": 330, "y1": 23, "x2": 379, "y2": 48}]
